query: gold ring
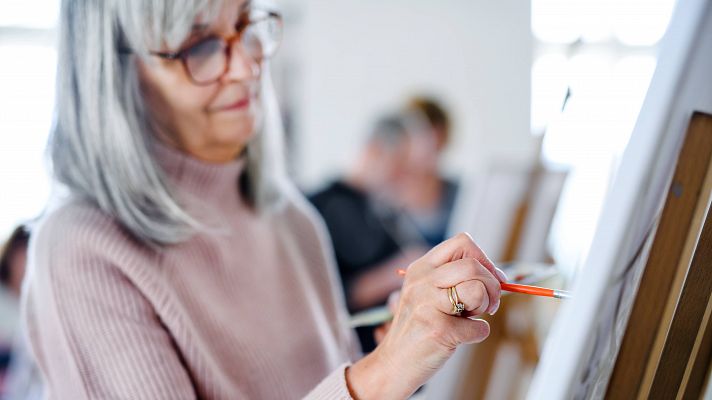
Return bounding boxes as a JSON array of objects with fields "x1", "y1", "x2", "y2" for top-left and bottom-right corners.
[{"x1": 448, "y1": 286, "x2": 465, "y2": 316}]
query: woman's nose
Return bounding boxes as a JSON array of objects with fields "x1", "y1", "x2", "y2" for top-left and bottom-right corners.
[{"x1": 222, "y1": 41, "x2": 260, "y2": 82}]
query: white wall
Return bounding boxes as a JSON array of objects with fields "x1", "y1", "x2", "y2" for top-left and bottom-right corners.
[{"x1": 279, "y1": 0, "x2": 533, "y2": 191}]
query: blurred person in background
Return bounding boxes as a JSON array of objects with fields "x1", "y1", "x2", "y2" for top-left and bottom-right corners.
[
  {"x1": 21, "y1": 1, "x2": 505, "y2": 398},
  {"x1": 397, "y1": 96, "x2": 460, "y2": 247},
  {"x1": 0, "y1": 225, "x2": 30, "y2": 392},
  {"x1": 309, "y1": 112, "x2": 430, "y2": 352},
  {"x1": 0, "y1": 224, "x2": 43, "y2": 400},
  {"x1": 0, "y1": 225, "x2": 29, "y2": 297}
]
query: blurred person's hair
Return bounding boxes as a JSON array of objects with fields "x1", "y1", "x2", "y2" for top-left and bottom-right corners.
[
  {"x1": 49, "y1": 0, "x2": 288, "y2": 245},
  {"x1": 0, "y1": 225, "x2": 30, "y2": 287},
  {"x1": 406, "y1": 96, "x2": 451, "y2": 147},
  {"x1": 369, "y1": 111, "x2": 429, "y2": 148}
]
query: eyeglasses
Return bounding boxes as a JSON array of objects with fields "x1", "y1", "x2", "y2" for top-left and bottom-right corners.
[{"x1": 150, "y1": 9, "x2": 282, "y2": 85}]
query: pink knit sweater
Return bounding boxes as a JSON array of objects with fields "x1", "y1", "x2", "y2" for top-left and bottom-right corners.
[{"x1": 22, "y1": 145, "x2": 360, "y2": 399}]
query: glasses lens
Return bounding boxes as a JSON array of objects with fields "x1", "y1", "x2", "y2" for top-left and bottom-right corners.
[
  {"x1": 185, "y1": 37, "x2": 226, "y2": 84},
  {"x1": 241, "y1": 14, "x2": 282, "y2": 61}
]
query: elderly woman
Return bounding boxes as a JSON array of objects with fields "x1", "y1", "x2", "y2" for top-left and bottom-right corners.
[{"x1": 22, "y1": 0, "x2": 505, "y2": 398}]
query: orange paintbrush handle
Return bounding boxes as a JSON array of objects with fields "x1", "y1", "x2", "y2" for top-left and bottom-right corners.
[
  {"x1": 501, "y1": 282, "x2": 571, "y2": 299},
  {"x1": 396, "y1": 269, "x2": 570, "y2": 299},
  {"x1": 501, "y1": 282, "x2": 553, "y2": 297}
]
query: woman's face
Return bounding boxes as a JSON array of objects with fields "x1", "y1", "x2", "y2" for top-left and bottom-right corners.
[{"x1": 138, "y1": 0, "x2": 260, "y2": 163}]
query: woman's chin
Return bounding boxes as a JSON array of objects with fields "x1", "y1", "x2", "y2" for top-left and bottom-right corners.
[
  {"x1": 214, "y1": 129, "x2": 256, "y2": 154},
  {"x1": 212, "y1": 117, "x2": 256, "y2": 141}
]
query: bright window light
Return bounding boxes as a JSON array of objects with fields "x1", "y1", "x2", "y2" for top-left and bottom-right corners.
[
  {"x1": 533, "y1": 0, "x2": 675, "y2": 45},
  {"x1": 540, "y1": 53, "x2": 655, "y2": 167},
  {"x1": 577, "y1": 0, "x2": 615, "y2": 43},
  {"x1": 607, "y1": 55, "x2": 657, "y2": 152},
  {"x1": 531, "y1": 54, "x2": 570, "y2": 133},
  {"x1": 531, "y1": 0, "x2": 672, "y2": 274},
  {"x1": 532, "y1": 0, "x2": 581, "y2": 44},
  {"x1": 541, "y1": 53, "x2": 656, "y2": 273},
  {"x1": 541, "y1": 54, "x2": 615, "y2": 167},
  {"x1": 0, "y1": 44, "x2": 56, "y2": 236},
  {"x1": 613, "y1": 0, "x2": 676, "y2": 46},
  {"x1": 0, "y1": 0, "x2": 59, "y2": 29}
]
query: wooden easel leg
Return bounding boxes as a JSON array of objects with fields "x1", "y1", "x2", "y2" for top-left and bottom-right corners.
[
  {"x1": 607, "y1": 112, "x2": 712, "y2": 399},
  {"x1": 456, "y1": 305, "x2": 506, "y2": 400},
  {"x1": 650, "y1": 196, "x2": 712, "y2": 399}
]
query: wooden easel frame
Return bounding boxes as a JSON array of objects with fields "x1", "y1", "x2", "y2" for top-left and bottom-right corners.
[
  {"x1": 456, "y1": 137, "x2": 550, "y2": 400},
  {"x1": 607, "y1": 112, "x2": 712, "y2": 399}
]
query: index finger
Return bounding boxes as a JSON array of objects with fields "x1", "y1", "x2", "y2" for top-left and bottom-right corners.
[{"x1": 424, "y1": 232, "x2": 506, "y2": 283}]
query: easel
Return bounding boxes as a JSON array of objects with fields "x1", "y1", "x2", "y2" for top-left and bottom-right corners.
[
  {"x1": 456, "y1": 135, "x2": 557, "y2": 400},
  {"x1": 607, "y1": 112, "x2": 712, "y2": 399},
  {"x1": 455, "y1": 281, "x2": 546, "y2": 399}
]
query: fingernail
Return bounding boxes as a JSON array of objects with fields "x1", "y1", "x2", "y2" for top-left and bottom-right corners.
[
  {"x1": 495, "y1": 268, "x2": 508, "y2": 282},
  {"x1": 488, "y1": 299, "x2": 500, "y2": 315}
]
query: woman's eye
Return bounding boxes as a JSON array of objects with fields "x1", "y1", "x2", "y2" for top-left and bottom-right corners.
[{"x1": 186, "y1": 37, "x2": 223, "y2": 60}]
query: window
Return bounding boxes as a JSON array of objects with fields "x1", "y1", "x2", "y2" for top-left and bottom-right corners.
[
  {"x1": 531, "y1": 0, "x2": 675, "y2": 276},
  {"x1": 0, "y1": 1, "x2": 59, "y2": 236}
]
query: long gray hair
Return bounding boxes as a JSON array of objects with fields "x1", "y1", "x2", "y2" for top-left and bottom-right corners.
[{"x1": 50, "y1": 0, "x2": 287, "y2": 245}]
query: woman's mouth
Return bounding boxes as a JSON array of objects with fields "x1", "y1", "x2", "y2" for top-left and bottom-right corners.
[{"x1": 218, "y1": 97, "x2": 251, "y2": 111}]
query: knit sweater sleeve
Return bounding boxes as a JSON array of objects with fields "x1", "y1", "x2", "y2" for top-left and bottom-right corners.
[
  {"x1": 283, "y1": 193, "x2": 360, "y2": 399},
  {"x1": 23, "y1": 204, "x2": 196, "y2": 400},
  {"x1": 304, "y1": 363, "x2": 353, "y2": 399},
  {"x1": 285, "y1": 192, "x2": 363, "y2": 358}
]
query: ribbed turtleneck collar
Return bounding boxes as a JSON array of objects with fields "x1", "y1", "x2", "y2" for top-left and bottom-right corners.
[{"x1": 152, "y1": 140, "x2": 248, "y2": 214}]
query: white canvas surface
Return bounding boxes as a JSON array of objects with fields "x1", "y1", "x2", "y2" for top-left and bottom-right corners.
[{"x1": 528, "y1": 1, "x2": 712, "y2": 398}]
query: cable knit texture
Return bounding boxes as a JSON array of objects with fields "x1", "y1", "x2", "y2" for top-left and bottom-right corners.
[{"x1": 22, "y1": 144, "x2": 359, "y2": 399}]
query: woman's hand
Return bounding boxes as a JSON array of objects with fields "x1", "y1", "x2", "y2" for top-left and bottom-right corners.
[
  {"x1": 346, "y1": 233, "x2": 506, "y2": 400},
  {"x1": 373, "y1": 291, "x2": 400, "y2": 345},
  {"x1": 348, "y1": 246, "x2": 427, "y2": 310}
]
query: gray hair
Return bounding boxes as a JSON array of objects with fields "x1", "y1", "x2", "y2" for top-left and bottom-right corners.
[
  {"x1": 50, "y1": 0, "x2": 287, "y2": 245},
  {"x1": 368, "y1": 110, "x2": 431, "y2": 147}
]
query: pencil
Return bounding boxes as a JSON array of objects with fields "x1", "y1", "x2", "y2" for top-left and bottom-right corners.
[{"x1": 396, "y1": 268, "x2": 570, "y2": 299}]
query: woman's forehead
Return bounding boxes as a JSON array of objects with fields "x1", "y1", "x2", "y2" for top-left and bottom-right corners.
[
  {"x1": 193, "y1": 0, "x2": 249, "y2": 30},
  {"x1": 118, "y1": 0, "x2": 260, "y2": 53}
]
